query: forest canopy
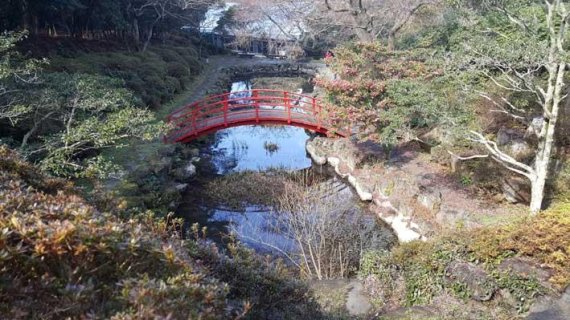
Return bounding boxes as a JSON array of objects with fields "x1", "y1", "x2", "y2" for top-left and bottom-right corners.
[{"x1": 0, "y1": 0, "x2": 215, "y2": 51}]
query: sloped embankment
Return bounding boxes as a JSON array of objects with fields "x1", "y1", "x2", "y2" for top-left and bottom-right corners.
[
  {"x1": 306, "y1": 137, "x2": 522, "y2": 241},
  {"x1": 0, "y1": 146, "x2": 323, "y2": 319}
]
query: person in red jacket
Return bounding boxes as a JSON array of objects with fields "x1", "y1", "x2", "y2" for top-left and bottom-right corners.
[{"x1": 324, "y1": 50, "x2": 334, "y2": 67}]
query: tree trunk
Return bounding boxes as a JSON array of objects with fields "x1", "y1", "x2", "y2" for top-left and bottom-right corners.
[
  {"x1": 133, "y1": 18, "x2": 140, "y2": 49},
  {"x1": 529, "y1": 61, "x2": 565, "y2": 213},
  {"x1": 530, "y1": 171, "x2": 546, "y2": 213},
  {"x1": 21, "y1": 125, "x2": 38, "y2": 149},
  {"x1": 21, "y1": 111, "x2": 55, "y2": 149},
  {"x1": 387, "y1": 32, "x2": 396, "y2": 51},
  {"x1": 142, "y1": 26, "x2": 154, "y2": 53},
  {"x1": 21, "y1": 0, "x2": 31, "y2": 31}
]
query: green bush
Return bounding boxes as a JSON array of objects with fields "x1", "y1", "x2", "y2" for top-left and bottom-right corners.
[
  {"x1": 471, "y1": 204, "x2": 570, "y2": 289},
  {"x1": 167, "y1": 61, "x2": 191, "y2": 81},
  {"x1": 47, "y1": 44, "x2": 202, "y2": 108}
]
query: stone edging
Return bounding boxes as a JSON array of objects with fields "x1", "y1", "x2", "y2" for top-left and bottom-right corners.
[{"x1": 306, "y1": 138, "x2": 425, "y2": 243}]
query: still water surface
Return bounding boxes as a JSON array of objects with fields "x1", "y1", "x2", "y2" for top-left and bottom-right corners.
[{"x1": 176, "y1": 81, "x2": 392, "y2": 256}]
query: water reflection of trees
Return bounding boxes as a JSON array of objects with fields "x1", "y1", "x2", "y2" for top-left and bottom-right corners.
[
  {"x1": 243, "y1": 125, "x2": 294, "y2": 139},
  {"x1": 232, "y1": 178, "x2": 396, "y2": 280},
  {"x1": 211, "y1": 131, "x2": 248, "y2": 173},
  {"x1": 211, "y1": 124, "x2": 313, "y2": 173}
]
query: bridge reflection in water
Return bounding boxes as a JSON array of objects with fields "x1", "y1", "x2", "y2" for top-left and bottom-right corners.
[{"x1": 164, "y1": 89, "x2": 350, "y2": 143}]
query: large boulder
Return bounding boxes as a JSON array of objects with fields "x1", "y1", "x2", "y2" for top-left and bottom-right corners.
[
  {"x1": 445, "y1": 261, "x2": 497, "y2": 301},
  {"x1": 498, "y1": 257, "x2": 554, "y2": 289},
  {"x1": 527, "y1": 287, "x2": 570, "y2": 320},
  {"x1": 172, "y1": 163, "x2": 197, "y2": 181},
  {"x1": 510, "y1": 139, "x2": 532, "y2": 160},
  {"x1": 184, "y1": 163, "x2": 197, "y2": 177},
  {"x1": 149, "y1": 156, "x2": 172, "y2": 174},
  {"x1": 436, "y1": 208, "x2": 470, "y2": 227},
  {"x1": 306, "y1": 141, "x2": 327, "y2": 165},
  {"x1": 416, "y1": 188, "x2": 442, "y2": 213},
  {"x1": 525, "y1": 117, "x2": 545, "y2": 138},
  {"x1": 497, "y1": 127, "x2": 518, "y2": 146},
  {"x1": 502, "y1": 176, "x2": 531, "y2": 204}
]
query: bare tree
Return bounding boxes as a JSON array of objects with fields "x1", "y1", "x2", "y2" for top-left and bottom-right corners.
[
  {"x1": 127, "y1": 0, "x2": 215, "y2": 52},
  {"x1": 321, "y1": 0, "x2": 439, "y2": 48},
  {"x1": 234, "y1": 178, "x2": 393, "y2": 280},
  {"x1": 459, "y1": 0, "x2": 569, "y2": 213},
  {"x1": 232, "y1": 0, "x2": 317, "y2": 44}
]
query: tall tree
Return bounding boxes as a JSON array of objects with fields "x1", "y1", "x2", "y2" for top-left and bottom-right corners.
[
  {"x1": 116, "y1": 0, "x2": 215, "y2": 51},
  {"x1": 0, "y1": 32, "x2": 42, "y2": 124},
  {"x1": 0, "y1": 0, "x2": 214, "y2": 51},
  {"x1": 233, "y1": 0, "x2": 316, "y2": 42},
  {"x1": 321, "y1": 0, "x2": 439, "y2": 48},
  {"x1": 459, "y1": 0, "x2": 569, "y2": 213}
]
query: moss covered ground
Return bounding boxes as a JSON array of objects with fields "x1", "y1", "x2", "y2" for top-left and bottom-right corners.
[{"x1": 361, "y1": 203, "x2": 570, "y2": 318}]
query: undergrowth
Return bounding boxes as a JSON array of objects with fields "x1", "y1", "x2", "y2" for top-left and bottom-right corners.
[
  {"x1": 48, "y1": 45, "x2": 202, "y2": 108},
  {"x1": 361, "y1": 204, "x2": 570, "y2": 317},
  {"x1": 0, "y1": 147, "x2": 324, "y2": 319}
]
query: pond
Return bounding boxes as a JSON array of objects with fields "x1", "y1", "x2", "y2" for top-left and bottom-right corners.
[
  {"x1": 212, "y1": 125, "x2": 313, "y2": 173},
  {"x1": 176, "y1": 79, "x2": 396, "y2": 267}
]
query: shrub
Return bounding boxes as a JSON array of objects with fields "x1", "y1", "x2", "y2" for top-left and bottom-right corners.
[
  {"x1": 360, "y1": 204, "x2": 570, "y2": 315},
  {"x1": 167, "y1": 61, "x2": 191, "y2": 80},
  {"x1": 315, "y1": 41, "x2": 473, "y2": 148},
  {"x1": 0, "y1": 147, "x2": 325, "y2": 319},
  {"x1": 471, "y1": 203, "x2": 570, "y2": 289},
  {"x1": 47, "y1": 44, "x2": 202, "y2": 108}
]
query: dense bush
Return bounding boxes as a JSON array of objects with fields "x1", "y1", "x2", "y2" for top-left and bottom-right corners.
[
  {"x1": 24, "y1": 72, "x2": 165, "y2": 178},
  {"x1": 471, "y1": 204, "x2": 570, "y2": 289},
  {"x1": 0, "y1": 147, "x2": 324, "y2": 319},
  {"x1": 2, "y1": 35, "x2": 193, "y2": 180},
  {"x1": 315, "y1": 42, "x2": 473, "y2": 148},
  {"x1": 48, "y1": 45, "x2": 202, "y2": 108}
]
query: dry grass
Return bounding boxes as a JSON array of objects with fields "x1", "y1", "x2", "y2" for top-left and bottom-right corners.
[{"x1": 471, "y1": 203, "x2": 570, "y2": 289}]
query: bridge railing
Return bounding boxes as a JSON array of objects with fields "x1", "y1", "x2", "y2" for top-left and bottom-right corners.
[
  {"x1": 169, "y1": 90, "x2": 320, "y2": 120},
  {"x1": 165, "y1": 89, "x2": 349, "y2": 143}
]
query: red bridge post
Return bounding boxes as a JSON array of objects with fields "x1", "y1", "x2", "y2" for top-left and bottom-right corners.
[
  {"x1": 253, "y1": 89, "x2": 259, "y2": 123},
  {"x1": 223, "y1": 93, "x2": 229, "y2": 127},
  {"x1": 313, "y1": 97, "x2": 321, "y2": 130},
  {"x1": 284, "y1": 91, "x2": 291, "y2": 124},
  {"x1": 191, "y1": 102, "x2": 198, "y2": 136}
]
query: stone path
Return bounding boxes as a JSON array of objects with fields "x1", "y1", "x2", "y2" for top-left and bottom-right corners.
[
  {"x1": 346, "y1": 280, "x2": 373, "y2": 316},
  {"x1": 180, "y1": 55, "x2": 282, "y2": 105}
]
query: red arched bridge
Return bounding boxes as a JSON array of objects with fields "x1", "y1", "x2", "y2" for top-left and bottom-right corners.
[{"x1": 164, "y1": 89, "x2": 350, "y2": 143}]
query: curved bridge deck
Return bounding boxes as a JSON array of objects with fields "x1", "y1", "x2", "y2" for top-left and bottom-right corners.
[{"x1": 164, "y1": 89, "x2": 349, "y2": 143}]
